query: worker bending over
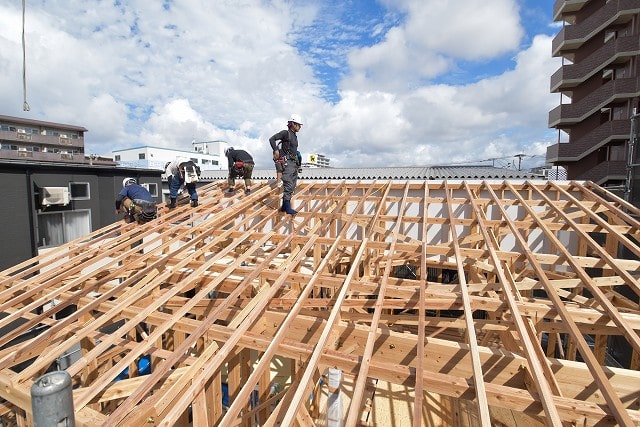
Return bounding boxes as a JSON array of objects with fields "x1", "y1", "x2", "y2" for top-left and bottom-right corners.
[
  {"x1": 165, "y1": 156, "x2": 200, "y2": 208},
  {"x1": 115, "y1": 178, "x2": 157, "y2": 223},
  {"x1": 224, "y1": 147, "x2": 255, "y2": 195}
]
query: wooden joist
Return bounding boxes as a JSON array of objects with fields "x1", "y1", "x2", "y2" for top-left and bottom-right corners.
[{"x1": 0, "y1": 179, "x2": 639, "y2": 426}]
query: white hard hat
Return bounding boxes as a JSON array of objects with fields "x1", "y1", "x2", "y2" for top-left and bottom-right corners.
[
  {"x1": 123, "y1": 177, "x2": 136, "y2": 187},
  {"x1": 288, "y1": 113, "x2": 303, "y2": 125}
]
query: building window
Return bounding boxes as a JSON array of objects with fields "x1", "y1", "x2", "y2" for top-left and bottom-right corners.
[
  {"x1": 608, "y1": 145, "x2": 626, "y2": 161},
  {"x1": 69, "y1": 182, "x2": 90, "y2": 200},
  {"x1": 37, "y1": 210, "x2": 91, "y2": 248},
  {"x1": 142, "y1": 183, "x2": 159, "y2": 197},
  {"x1": 139, "y1": 153, "x2": 146, "y2": 160},
  {"x1": 115, "y1": 155, "x2": 121, "y2": 161}
]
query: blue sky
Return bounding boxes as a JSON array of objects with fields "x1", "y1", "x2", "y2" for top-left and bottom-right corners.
[{"x1": 0, "y1": 0, "x2": 562, "y2": 170}]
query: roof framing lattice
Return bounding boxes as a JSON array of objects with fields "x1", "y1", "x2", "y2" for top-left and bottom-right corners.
[{"x1": 0, "y1": 178, "x2": 639, "y2": 426}]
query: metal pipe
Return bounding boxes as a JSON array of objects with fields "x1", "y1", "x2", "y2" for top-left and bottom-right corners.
[
  {"x1": 625, "y1": 109, "x2": 639, "y2": 202},
  {"x1": 31, "y1": 371, "x2": 75, "y2": 427}
]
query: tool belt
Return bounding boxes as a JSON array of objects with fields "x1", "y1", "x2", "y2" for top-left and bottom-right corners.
[
  {"x1": 131, "y1": 199, "x2": 157, "y2": 223},
  {"x1": 233, "y1": 161, "x2": 245, "y2": 177}
]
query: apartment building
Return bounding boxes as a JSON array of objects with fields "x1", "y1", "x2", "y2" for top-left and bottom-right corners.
[
  {"x1": 0, "y1": 114, "x2": 114, "y2": 165},
  {"x1": 546, "y1": 0, "x2": 640, "y2": 188}
]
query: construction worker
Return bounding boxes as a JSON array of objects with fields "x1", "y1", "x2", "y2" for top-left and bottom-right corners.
[
  {"x1": 115, "y1": 178, "x2": 157, "y2": 223},
  {"x1": 269, "y1": 113, "x2": 303, "y2": 215},
  {"x1": 165, "y1": 156, "x2": 200, "y2": 208},
  {"x1": 224, "y1": 147, "x2": 255, "y2": 195}
]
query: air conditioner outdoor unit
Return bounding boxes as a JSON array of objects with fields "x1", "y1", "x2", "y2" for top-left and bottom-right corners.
[{"x1": 41, "y1": 187, "x2": 70, "y2": 206}]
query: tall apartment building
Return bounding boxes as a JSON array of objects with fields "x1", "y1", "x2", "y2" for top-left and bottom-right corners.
[{"x1": 546, "y1": 0, "x2": 640, "y2": 189}]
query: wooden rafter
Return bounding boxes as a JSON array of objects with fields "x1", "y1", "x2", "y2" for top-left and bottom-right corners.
[{"x1": 0, "y1": 179, "x2": 638, "y2": 427}]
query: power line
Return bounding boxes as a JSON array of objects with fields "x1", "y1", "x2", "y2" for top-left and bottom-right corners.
[{"x1": 446, "y1": 153, "x2": 542, "y2": 168}]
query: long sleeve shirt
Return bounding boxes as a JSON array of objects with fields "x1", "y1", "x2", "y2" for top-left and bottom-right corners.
[
  {"x1": 115, "y1": 184, "x2": 155, "y2": 209},
  {"x1": 269, "y1": 129, "x2": 298, "y2": 157},
  {"x1": 227, "y1": 149, "x2": 254, "y2": 168}
]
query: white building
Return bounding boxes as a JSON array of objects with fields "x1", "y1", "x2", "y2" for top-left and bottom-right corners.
[
  {"x1": 113, "y1": 140, "x2": 230, "y2": 171},
  {"x1": 303, "y1": 153, "x2": 330, "y2": 168}
]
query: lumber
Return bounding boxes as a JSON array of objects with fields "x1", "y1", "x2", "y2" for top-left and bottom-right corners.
[{"x1": 0, "y1": 179, "x2": 638, "y2": 427}]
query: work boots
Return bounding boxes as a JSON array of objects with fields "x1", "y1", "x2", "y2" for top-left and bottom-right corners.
[
  {"x1": 280, "y1": 199, "x2": 297, "y2": 215},
  {"x1": 167, "y1": 198, "x2": 176, "y2": 209},
  {"x1": 190, "y1": 199, "x2": 198, "y2": 207}
]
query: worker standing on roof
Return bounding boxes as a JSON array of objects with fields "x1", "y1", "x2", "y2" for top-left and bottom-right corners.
[
  {"x1": 115, "y1": 178, "x2": 157, "y2": 223},
  {"x1": 269, "y1": 113, "x2": 303, "y2": 215},
  {"x1": 165, "y1": 156, "x2": 201, "y2": 208},
  {"x1": 224, "y1": 147, "x2": 255, "y2": 195}
]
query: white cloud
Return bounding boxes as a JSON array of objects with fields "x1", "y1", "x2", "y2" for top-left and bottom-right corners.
[{"x1": 0, "y1": 0, "x2": 560, "y2": 172}]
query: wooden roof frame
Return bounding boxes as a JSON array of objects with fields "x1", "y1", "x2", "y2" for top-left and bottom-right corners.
[{"x1": 0, "y1": 178, "x2": 638, "y2": 426}]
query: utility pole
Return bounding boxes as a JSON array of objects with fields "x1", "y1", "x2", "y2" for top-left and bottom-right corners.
[
  {"x1": 514, "y1": 154, "x2": 526, "y2": 171},
  {"x1": 625, "y1": 109, "x2": 639, "y2": 202}
]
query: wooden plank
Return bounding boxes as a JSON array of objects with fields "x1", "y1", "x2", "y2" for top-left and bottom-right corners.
[
  {"x1": 345, "y1": 181, "x2": 409, "y2": 427},
  {"x1": 499, "y1": 180, "x2": 636, "y2": 426},
  {"x1": 413, "y1": 182, "x2": 428, "y2": 427},
  {"x1": 466, "y1": 181, "x2": 563, "y2": 425},
  {"x1": 444, "y1": 180, "x2": 491, "y2": 425},
  {"x1": 0, "y1": 179, "x2": 638, "y2": 426}
]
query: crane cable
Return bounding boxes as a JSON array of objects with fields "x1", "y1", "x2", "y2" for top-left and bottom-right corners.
[{"x1": 22, "y1": 0, "x2": 31, "y2": 111}]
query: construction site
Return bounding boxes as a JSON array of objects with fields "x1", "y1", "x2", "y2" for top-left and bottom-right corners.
[{"x1": 0, "y1": 177, "x2": 639, "y2": 426}]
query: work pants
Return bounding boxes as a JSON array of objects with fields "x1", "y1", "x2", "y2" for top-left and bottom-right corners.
[{"x1": 281, "y1": 158, "x2": 298, "y2": 201}]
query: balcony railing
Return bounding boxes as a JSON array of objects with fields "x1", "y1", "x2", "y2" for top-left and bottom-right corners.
[
  {"x1": 575, "y1": 160, "x2": 627, "y2": 184},
  {"x1": 0, "y1": 129, "x2": 85, "y2": 149},
  {"x1": 552, "y1": 0, "x2": 640, "y2": 56},
  {"x1": 549, "y1": 76, "x2": 640, "y2": 127},
  {"x1": 546, "y1": 119, "x2": 630, "y2": 162},
  {"x1": 0, "y1": 150, "x2": 86, "y2": 163},
  {"x1": 553, "y1": 0, "x2": 589, "y2": 21},
  {"x1": 550, "y1": 35, "x2": 640, "y2": 92}
]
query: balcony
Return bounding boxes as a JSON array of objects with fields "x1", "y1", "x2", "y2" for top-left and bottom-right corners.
[
  {"x1": 0, "y1": 129, "x2": 85, "y2": 150},
  {"x1": 552, "y1": 0, "x2": 640, "y2": 56},
  {"x1": 546, "y1": 120, "x2": 630, "y2": 163},
  {"x1": 550, "y1": 35, "x2": 640, "y2": 92},
  {"x1": 0, "y1": 150, "x2": 87, "y2": 164},
  {"x1": 548, "y1": 76, "x2": 640, "y2": 127},
  {"x1": 575, "y1": 160, "x2": 627, "y2": 184},
  {"x1": 553, "y1": 0, "x2": 589, "y2": 21}
]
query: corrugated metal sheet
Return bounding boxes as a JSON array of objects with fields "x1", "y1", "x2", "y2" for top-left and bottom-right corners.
[{"x1": 199, "y1": 165, "x2": 541, "y2": 181}]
